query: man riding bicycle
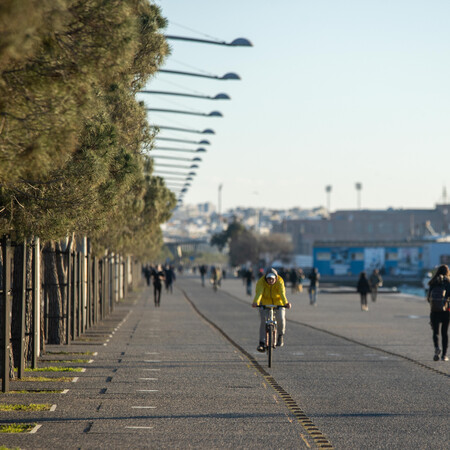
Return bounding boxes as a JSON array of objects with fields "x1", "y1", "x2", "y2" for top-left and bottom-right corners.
[{"x1": 252, "y1": 268, "x2": 291, "y2": 352}]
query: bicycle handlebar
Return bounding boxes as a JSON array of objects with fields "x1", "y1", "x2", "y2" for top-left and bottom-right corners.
[{"x1": 259, "y1": 304, "x2": 286, "y2": 309}]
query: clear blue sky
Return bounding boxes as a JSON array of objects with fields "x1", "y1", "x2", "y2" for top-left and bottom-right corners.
[{"x1": 143, "y1": 0, "x2": 450, "y2": 212}]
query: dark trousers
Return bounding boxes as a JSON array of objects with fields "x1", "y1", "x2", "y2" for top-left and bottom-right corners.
[
  {"x1": 430, "y1": 311, "x2": 450, "y2": 355},
  {"x1": 154, "y1": 284, "x2": 162, "y2": 306}
]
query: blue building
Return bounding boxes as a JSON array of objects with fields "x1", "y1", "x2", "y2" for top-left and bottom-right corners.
[{"x1": 313, "y1": 239, "x2": 450, "y2": 276}]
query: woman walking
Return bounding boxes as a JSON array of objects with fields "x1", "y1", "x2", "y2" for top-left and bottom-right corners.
[
  {"x1": 357, "y1": 271, "x2": 371, "y2": 311},
  {"x1": 427, "y1": 264, "x2": 450, "y2": 361}
]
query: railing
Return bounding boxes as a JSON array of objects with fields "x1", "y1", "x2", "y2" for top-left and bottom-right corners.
[{"x1": 0, "y1": 235, "x2": 142, "y2": 392}]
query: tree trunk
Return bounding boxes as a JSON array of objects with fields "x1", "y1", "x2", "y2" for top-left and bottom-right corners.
[{"x1": 44, "y1": 241, "x2": 66, "y2": 344}]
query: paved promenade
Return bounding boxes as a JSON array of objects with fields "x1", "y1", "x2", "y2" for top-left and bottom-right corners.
[{"x1": 0, "y1": 275, "x2": 448, "y2": 449}]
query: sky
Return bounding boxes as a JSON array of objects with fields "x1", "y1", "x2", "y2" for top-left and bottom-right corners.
[{"x1": 142, "y1": 0, "x2": 450, "y2": 212}]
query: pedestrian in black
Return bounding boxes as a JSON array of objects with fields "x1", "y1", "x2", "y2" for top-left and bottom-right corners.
[
  {"x1": 164, "y1": 265, "x2": 176, "y2": 294},
  {"x1": 152, "y1": 265, "x2": 165, "y2": 307},
  {"x1": 357, "y1": 271, "x2": 371, "y2": 311},
  {"x1": 308, "y1": 268, "x2": 320, "y2": 305},
  {"x1": 369, "y1": 269, "x2": 383, "y2": 302},
  {"x1": 143, "y1": 265, "x2": 152, "y2": 287},
  {"x1": 244, "y1": 268, "x2": 254, "y2": 296},
  {"x1": 199, "y1": 264, "x2": 207, "y2": 287},
  {"x1": 427, "y1": 264, "x2": 450, "y2": 362}
]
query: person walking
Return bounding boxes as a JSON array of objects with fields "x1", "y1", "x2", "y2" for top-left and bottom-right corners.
[
  {"x1": 252, "y1": 268, "x2": 291, "y2": 352},
  {"x1": 427, "y1": 264, "x2": 450, "y2": 362},
  {"x1": 244, "y1": 267, "x2": 254, "y2": 296},
  {"x1": 308, "y1": 267, "x2": 320, "y2": 305},
  {"x1": 369, "y1": 269, "x2": 383, "y2": 302},
  {"x1": 152, "y1": 265, "x2": 165, "y2": 307},
  {"x1": 199, "y1": 264, "x2": 207, "y2": 287},
  {"x1": 164, "y1": 265, "x2": 176, "y2": 294},
  {"x1": 357, "y1": 271, "x2": 371, "y2": 311}
]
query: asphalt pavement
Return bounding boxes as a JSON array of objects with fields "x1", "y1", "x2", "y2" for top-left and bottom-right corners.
[{"x1": 0, "y1": 275, "x2": 448, "y2": 449}]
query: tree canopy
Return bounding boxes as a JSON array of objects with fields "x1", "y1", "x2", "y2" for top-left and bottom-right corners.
[{"x1": 0, "y1": 0, "x2": 176, "y2": 259}]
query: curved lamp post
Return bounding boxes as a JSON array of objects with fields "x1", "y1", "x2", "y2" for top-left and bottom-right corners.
[
  {"x1": 140, "y1": 90, "x2": 230, "y2": 100},
  {"x1": 159, "y1": 69, "x2": 240, "y2": 80},
  {"x1": 151, "y1": 156, "x2": 202, "y2": 162},
  {"x1": 146, "y1": 107, "x2": 223, "y2": 117},
  {"x1": 155, "y1": 137, "x2": 210, "y2": 145},
  {"x1": 152, "y1": 125, "x2": 215, "y2": 135},
  {"x1": 154, "y1": 163, "x2": 199, "y2": 169},
  {"x1": 153, "y1": 146, "x2": 207, "y2": 154},
  {"x1": 164, "y1": 35, "x2": 253, "y2": 47}
]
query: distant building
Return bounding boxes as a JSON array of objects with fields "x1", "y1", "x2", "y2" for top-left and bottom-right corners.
[
  {"x1": 313, "y1": 238, "x2": 450, "y2": 276},
  {"x1": 275, "y1": 205, "x2": 450, "y2": 255}
]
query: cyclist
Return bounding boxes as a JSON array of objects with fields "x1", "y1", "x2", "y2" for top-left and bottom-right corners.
[{"x1": 252, "y1": 268, "x2": 291, "y2": 352}]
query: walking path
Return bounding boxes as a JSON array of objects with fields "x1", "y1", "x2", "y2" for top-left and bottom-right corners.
[{"x1": 0, "y1": 283, "x2": 307, "y2": 449}]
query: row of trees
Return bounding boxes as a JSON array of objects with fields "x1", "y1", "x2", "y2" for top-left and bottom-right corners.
[
  {"x1": 211, "y1": 221, "x2": 293, "y2": 267},
  {"x1": 0, "y1": 0, "x2": 176, "y2": 257}
]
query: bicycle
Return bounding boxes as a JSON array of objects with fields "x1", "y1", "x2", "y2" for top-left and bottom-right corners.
[{"x1": 260, "y1": 305, "x2": 284, "y2": 368}]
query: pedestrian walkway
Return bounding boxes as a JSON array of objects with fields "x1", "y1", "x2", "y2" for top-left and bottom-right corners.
[{"x1": 0, "y1": 284, "x2": 307, "y2": 449}]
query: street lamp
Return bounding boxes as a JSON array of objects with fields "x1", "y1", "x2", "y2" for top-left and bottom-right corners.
[
  {"x1": 140, "y1": 90, "x2": 230, "y2": 100},
  {"x1": 151, "y1": 156, "x2": 202, "y2": 162},
  {"x1": 164, "y1": 35, "x2": 253, "y2": 47},
  {"x1": 153, "y1": 163, "x2": 199, "y2": 169},
  {"x1": 152, "y1": 146, "x2": 207, "y2": 154},
  {"x1": 355, "y1": 182, "x2": 362, "y2": 210},
  {"x1": 146, "y1": 107, "x2": 223, "y2": 117},
  {"x1": 159, "y1": 69, "x2": 240, "y2": 80},
  {"x1": 152, "y1": 125, "x2": 215, "y2": 135},
  {"x1": 155, "y1": 137, "x2": 211, "y2": 145},
  {"x1": 325, "y1": 185, "x2": 332, "y2": 212}
]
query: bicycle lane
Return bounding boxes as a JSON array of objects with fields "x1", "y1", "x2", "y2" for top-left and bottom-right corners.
[{"x1": 0, "y1": 284, "x2": 312, "y2": 449}]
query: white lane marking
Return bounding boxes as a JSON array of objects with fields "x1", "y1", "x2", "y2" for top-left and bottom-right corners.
[
  {"x1": 50, "y1": 404, "x2": 57, "y2": 411},
  {"x1": 93, "y1": 352, "x2": 98, "y2": 356},
  {"x1": 29, "y1": 424, "x2": 42, "y2": 434},
  {"x1": 142, "y1": 369, "x2": 160, "y2": 372},
  {"x1": 144, "y1": 360, "x2": 161, "y2": 363},
  {"x1": 103, "y1": 343, "x2": 107, "y2": 346},
  {"x1": 72, "y1": 377, "x2": 79, "y2": 383},
  {"x1": 125, "y1": 426, "x2": 153, "y2": 429},
  {"x1": 139, "y1": 378, "x2": 158, "y2": 381},
  {"x1": 292, "y1": 352, "x2": 304, "y2": 356},
  {"x1": 80, "y1": 368, "x2": 86, "y2": 373},
  {"x1": 145, "y1": 352, "x2": 159, "y2": 355},
  {"x1": 326, "y1": 353, "x2": 341, "y2": 357},
  {"x1": 131, "y1": 406, "x2": 156, "y2": 409},
  {"x1": 137, "y1": 390, "x2": 159, "y2": 393},
  {"x1": 88, "y1": 359, "x2": 94, "y2": 363}
]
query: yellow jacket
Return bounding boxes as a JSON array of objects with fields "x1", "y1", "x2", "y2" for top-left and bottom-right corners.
[{"x1": 252, "y1": 276, "x2": 289, "y2": 306}]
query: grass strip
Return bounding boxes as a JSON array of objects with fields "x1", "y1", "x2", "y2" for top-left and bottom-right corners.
[
  {"x1": 46, "y1": 351, "x2": 93, "y2": 355},
  {"x1": 18, "y1": 376, "x2": 74, "y2": 382},
  {"x1": 0, "y1": 423, "x2": 36, "y2": 433},
  {"x1": 0, "y1": 404, "x2": 51, "y2": 411},
  {"x1": 24, "y1": 367, "x2": 83, "y2": 373}
]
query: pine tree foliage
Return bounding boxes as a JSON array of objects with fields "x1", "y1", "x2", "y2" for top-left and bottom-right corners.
[{"x1": 0, "y1": 0, "x2": 176, "y2": 259}]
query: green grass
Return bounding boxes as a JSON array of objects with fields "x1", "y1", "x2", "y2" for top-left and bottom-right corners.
[
  {"x1": 47, "y1": 359, "x2": 87, "y2": 363},
  {"x1": 19, "y1": 376, "x2": 74, "y2": 382},
  {"x1": 24, "y1": 367, "x2": 83, "y2": 373},
  {"x1": 0, "y1": 423, "x2": 36, "y2": 433},
  {"x1": 0, "y1": 404, "x2": 51, "y2": 411}
]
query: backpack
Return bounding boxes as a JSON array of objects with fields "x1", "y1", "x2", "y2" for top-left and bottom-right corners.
[{"x1": 428, "y1": 285, "x2": 449, "y2": 312}]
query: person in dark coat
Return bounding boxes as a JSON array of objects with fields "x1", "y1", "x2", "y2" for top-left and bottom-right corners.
[
  {"x1": 369, "y1": 269, "x2": 383, "y2": 302},
  {"x1": 357, "y1": 271, "x2": 371, "y2": 311},
  {"x1": 427, "y1": 264, "x2": 450, "y2": 361},
  {"x1": 152, "y1": 265, "x2": 165, "y2": 307}
]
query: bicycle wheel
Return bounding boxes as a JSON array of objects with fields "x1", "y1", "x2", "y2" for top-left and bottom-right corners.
[{"x1": 267, "y1": 325, "x2": 274, "y2": 368}]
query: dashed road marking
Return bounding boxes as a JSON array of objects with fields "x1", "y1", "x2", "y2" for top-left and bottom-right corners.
[
  {"x1": 131, "y1": 406, "x2": 156, "y2": 409},
  {"x1": 144, "y1": 360, "x2": 161, "y2": 363},
  {"x1": 50, "y1": 404, "x2": 57, "y2": 411},
  {"x1": 125, "y1": 426, "x2": 153, "y2": 429},
  {"x1": 137, "y1": 390, "x2": 159, "y2": 393},
  {"x1": 30, "y1": 424, "x2": 42, "y2": 434}
]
